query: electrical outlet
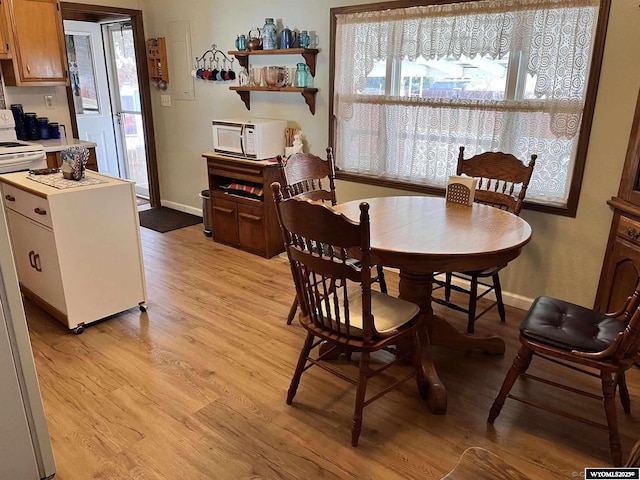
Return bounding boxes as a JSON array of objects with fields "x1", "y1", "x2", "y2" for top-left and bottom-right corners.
[
  {"x1": 161, "y1": 94, "x2": 172, "y2": 107},
  {"x1": 44, "y1": 95, "x2": 55, "y2": 110}
]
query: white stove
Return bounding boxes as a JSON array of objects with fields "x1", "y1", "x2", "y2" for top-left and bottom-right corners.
[{"x1": 0, "y1": 110, "x2": 46, "y2": 173}]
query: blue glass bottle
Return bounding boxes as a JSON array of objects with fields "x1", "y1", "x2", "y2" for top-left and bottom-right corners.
[
  {"x1": 261, "y1": 18, "x2": 277, "y2": 50},
  {"x1": 295, "y1": 63, "x2": 307, "y2": 88}
]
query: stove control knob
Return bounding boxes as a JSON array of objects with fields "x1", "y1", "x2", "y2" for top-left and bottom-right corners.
[{"x1": 0, "y1": 113, "x2": 8, "y2": 122}]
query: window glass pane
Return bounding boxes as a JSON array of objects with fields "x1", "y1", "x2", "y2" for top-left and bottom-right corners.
[
  {"x1": 66, "y1": 34, "x2": 99, "y2": 115},
  {"x1": 401, "y1": 55, "x2": 508, "y2": 100},
  {"x1": 360, "y1": 60, "x2": 387, "y2": 95}
]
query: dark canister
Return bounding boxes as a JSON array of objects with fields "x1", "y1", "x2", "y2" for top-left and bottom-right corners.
[
  {"x1": 38, "y1": 117, "x2": 50, "y2": 139},
  {"x1": 10, "y1": 104, "x2": 26, "y2": 140},
  {"x1": 48, "y1": 122, "x2": 60, "y2": 139},
  {"x1": 24, "y1": 113, "x2": 39, "y2": 140}
]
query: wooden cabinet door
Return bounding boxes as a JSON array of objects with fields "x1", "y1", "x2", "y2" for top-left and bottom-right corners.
[
  {"x1": 238, "y1": 203, "x2": 266, "y2": 253},
  {"x1": 5, "y1": 0, "x2": 67, "y2": 84},
  {"x1": 211, "y1": 197, "x2": 239, "y2": 246},
  {"x1": 6, "y1": 209, "x2": 66, "y2": 315},
  {"x1": 0, "y1": 0, "x2": 12, "y2": 59},
  {"x1": 595, "y1": 239, "x2": 640, "y2": 313}
]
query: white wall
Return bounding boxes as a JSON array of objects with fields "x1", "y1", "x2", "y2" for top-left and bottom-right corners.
[
  {"x1": 141, "y1": 0, "x2": 640, "y2": 307},
  {"x1": 3, "y1": 0, "x2": 637, "y2": 308}
]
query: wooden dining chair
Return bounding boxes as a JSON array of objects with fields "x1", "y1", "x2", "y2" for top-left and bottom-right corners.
[
  {"x1": 272, "y1": 182, "x2": 427, "y2": 446},
  {"x1": 488, "y1": 282, "x2": 640, "y2": 466},
  {"x1": 277, "y1": 148, "x2": 387, "y2": 325},
  {"x1": 433, "y1": 146, "x2": 536, "y2": 333}
]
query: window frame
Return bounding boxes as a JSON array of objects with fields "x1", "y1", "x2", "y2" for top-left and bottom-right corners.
[{"x1": 329, "y1": 0, "x2": 612, "y2": 217}]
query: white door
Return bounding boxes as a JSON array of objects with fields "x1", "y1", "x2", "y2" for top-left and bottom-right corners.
[
  {"x1": 64, "y1": 20, "x2": 121, "y2": 178},
  {"x1": 105, "y1": 23, "x2": 149, "y2": 198}
]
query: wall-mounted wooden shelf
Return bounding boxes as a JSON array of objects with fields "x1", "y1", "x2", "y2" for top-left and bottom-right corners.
[
  {"x1": 229, "y1": 86, "x2": 318, "y2": 114},
  {"x1": 146, "y1": 37, "x2": 169, "y2": 84},
  {"x1": 228, "y1": 48, "x2": 319, "y2": 114}
]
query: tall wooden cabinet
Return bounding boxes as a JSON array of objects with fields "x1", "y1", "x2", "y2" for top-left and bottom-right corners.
[
  {"x1": 0, "y1": 0, "x2": 69, "y2": 86},
  {"x1": 595, "y1": 89, "x2": 640, "y2": 312}
]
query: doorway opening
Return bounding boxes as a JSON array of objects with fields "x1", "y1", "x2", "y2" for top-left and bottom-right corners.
[{"x1": 60, "y1": 3, "x2": 159, "y2": 206}]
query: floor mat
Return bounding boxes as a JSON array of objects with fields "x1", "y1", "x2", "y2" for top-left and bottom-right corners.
[{"x1": 139, "y1": 207, "x2": 202, "y2": 233}]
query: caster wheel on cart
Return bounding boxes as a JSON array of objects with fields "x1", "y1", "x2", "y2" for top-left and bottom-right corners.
[
  {"x1": 74, "y1": 325, "x2": 84, "y2": 335},
  {"x1": 139, "y1": 304, "x2": 147, "y2": 312}
]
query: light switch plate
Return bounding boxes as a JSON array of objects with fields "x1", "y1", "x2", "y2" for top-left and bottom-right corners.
[
  {"x1": 44, "y1": 95, "x2": 55, "y2": 110},
  {"x1": 161, "y1": 94, "x2": 172, "y2": 107}
]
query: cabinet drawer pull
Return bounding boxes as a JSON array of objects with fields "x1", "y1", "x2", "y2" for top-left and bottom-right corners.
[
  {"x1": 627, "y1": 228, "x2": 640, "y2": 240},
  {"x1": 239, "y1": 213, "x2": 262, "y2": 222},
  {"x1": 4, "y1": 194, "x2": 15, "y2": 202},
  {"x1": 33, "y1": 253, "x2": 42, "y2": 272},
  {"x1": 26, "y1": 63, "x2": 31, "y2": 74},
  {"x1": 34, "y1": 207, "x2": 47, "y2": 216},
  {"x1": 28, "y1": 250, "x2": 35, "y2": 269},
  {"x1": 213, "y1": 206, "x2": 234, "y2": 215}
]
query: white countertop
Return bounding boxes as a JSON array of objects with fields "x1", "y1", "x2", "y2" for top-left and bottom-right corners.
[
  {"x1": 0, "y1": 170, "x2": 130, "y2": 197},
  {"x1": 39, "y1": 138, "x2": 97, "y2": 153}
]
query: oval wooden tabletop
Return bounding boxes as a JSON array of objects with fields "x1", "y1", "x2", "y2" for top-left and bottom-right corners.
[{"x1": 333, "y1": 196, "x2": 532, "y2": 272}]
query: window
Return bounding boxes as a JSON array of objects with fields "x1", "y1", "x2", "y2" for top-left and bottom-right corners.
[{"x1": 330, "y1": 0, "x2": 610, "y2": 215}]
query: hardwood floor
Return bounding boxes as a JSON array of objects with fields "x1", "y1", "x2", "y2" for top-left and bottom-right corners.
[{"x1": 25, "y1": 225, "x2": 639, "y2": 479}]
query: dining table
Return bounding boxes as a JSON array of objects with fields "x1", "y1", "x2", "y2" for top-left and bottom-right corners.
[{"x1": 333, "y1": 196, "x2": 532, "y2": 414}]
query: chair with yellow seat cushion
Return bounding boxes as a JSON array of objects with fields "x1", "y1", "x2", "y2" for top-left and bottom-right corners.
[{"x1": 272, "y1": 182, "x2": 427, "y2": 446}]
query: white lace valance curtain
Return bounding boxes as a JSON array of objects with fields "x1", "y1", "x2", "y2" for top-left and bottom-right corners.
[{"x1": 334, "y1": 0, "x2": 600, "y2": 206}]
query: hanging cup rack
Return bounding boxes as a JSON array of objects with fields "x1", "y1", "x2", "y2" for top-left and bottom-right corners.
[{"x1": 192, "y1": 44, "x2": 236, "y2": 81}]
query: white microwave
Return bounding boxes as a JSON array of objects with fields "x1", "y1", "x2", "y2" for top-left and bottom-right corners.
[{"x1": 212, "y1": 118, "x2": 287, "y2": 160}]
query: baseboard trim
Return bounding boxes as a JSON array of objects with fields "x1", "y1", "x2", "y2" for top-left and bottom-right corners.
[
  {"x1": 160, "y1": 200, "x2": 202, "y2": 217},
  {"x1": 433, "y1": 273, "x2": 534, "y2": 311}
]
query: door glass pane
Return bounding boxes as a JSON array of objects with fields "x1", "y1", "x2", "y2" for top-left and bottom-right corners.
[
  {"x1": 111, "y1": 26, "x2": 148, "y2": 192},
  {"x1": 66, "y1": 34, "x2": 99, "y2": 115},
  {"x1": 121, "y1": 113, "x2": 148, "y2": 187}
]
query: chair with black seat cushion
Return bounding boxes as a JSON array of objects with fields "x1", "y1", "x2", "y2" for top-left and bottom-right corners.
[
  {"x1": 277, "y1": 149, "x2": 387, "y2": 325},
  {"x1": 272, "y1": 182, "x2": 427, "y2": 446},
  {"x1": 433, "y1": 146, "x2": 536, "y2": 333},
  {"x1": 488, "y1": 284, "x2": 640, "y2": 466}
]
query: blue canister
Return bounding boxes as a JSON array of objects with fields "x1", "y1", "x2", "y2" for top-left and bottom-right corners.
[
  {"x1": 24, "y1": 113, "x2": 39, "y2": 141},
  {"x1": 48, "y1": 122, "x2": 60, "y2": 139},
  {"x1": 299, "y1": 30, "x2": 310, "y2": 49},
  {"x1": 261, "y1": 18, "x2": 277, "y2": 50},
  {"x1": 10, "y1": 104, "x2": 26, "y2": 140},
  {"x1": 38, "y1": 117, "x2": 50, "y2": 140},
  {"x1": 235, "y1": 34, "x2": 247, "y2": 51}
]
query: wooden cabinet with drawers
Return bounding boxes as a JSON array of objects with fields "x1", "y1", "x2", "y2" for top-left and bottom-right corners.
[
  {"x1": 203, "y1": 153, "x2": 284, "y2": 258},
  {"x1": 596, "y1": 88, "x2": 640, "y2": 312}
]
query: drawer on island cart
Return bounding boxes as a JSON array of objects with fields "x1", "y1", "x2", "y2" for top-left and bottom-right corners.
[{"x1": 2, "y1": 183, "x2": 53, "y2": 228}]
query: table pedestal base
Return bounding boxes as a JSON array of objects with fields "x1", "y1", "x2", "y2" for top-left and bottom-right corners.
[{"x1": 399, "y1": 269, "x2": 506, "y2": 414}]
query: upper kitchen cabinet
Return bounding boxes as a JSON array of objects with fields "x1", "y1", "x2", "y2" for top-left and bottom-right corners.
[
  {"x1": 0, "y1": 0, "x2": 69, "y2": 86},
  {"x1": 0, "y1": 0, "x2": 12, "y2": 59}
]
